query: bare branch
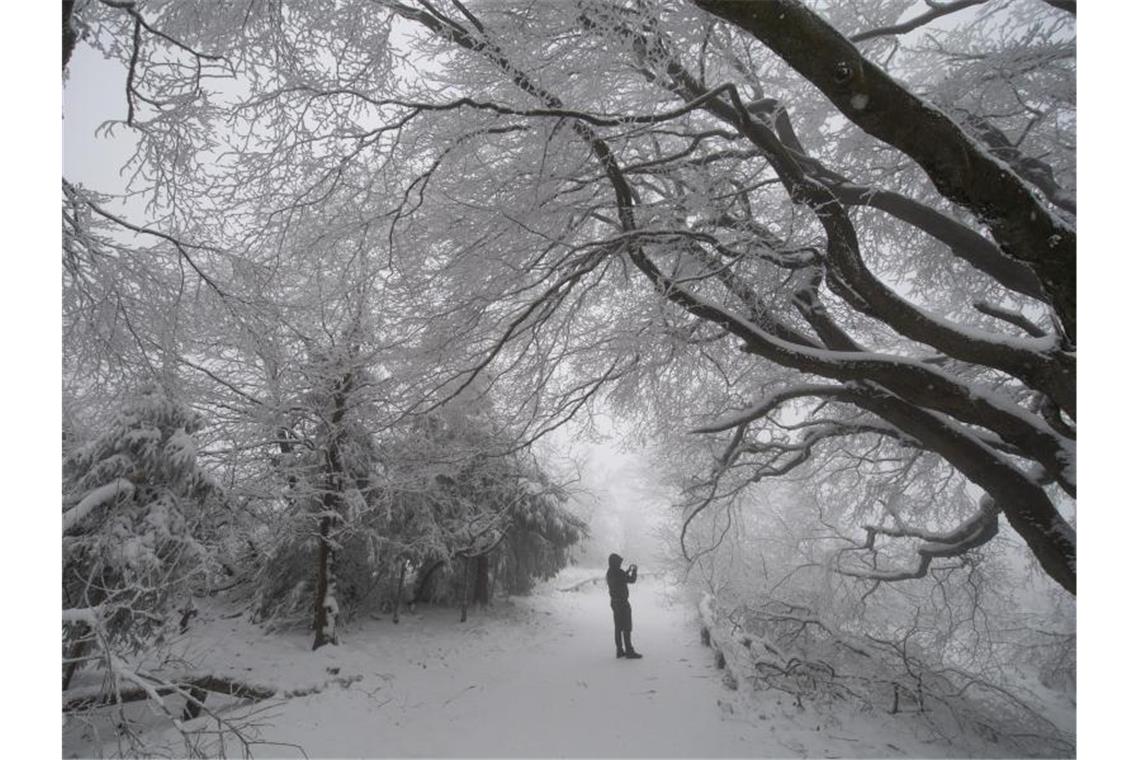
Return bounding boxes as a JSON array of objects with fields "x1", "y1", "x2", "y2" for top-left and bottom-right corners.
[
  {"x1": 850, "y1": 0, "x2": 988, "y2": 43},
  {"x1": 973, "y1": 301, "x2": 1048, "y2": 339}
]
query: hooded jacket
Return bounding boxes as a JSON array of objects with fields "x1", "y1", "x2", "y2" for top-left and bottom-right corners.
[{"x1": 606, "y1": 552, "x2": 637, "y2": 601}]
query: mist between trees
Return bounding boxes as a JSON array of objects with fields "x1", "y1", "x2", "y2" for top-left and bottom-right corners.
[{"x1": 62, "y1": 0, "x2": 1075, "y2": 755}]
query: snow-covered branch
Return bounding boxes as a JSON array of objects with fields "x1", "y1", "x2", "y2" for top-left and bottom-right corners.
[
  {"x1": 62, "y1": 478, "x2": 134, "y2": 534},
  {"x1": 692, "y1": 384, "x2": 850, "y2": 434},
  {"x1": 836, "y1": 497, "x2": 1000, "y2": 583}
]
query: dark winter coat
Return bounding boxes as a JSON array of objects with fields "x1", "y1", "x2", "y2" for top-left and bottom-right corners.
[
  {"x1": 606, "y1": 552, "x2": 636, "y2": 601},
  {"x1": 606, "y1": 553, "x2": 636, "y2": 632}
]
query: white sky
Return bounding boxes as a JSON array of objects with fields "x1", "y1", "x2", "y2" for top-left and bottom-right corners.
[
  {"x1": 4, "y1": 1, "x2": 1136, "y2": 755},
  {"x1": 63, "y1": 43, "x2": 134, "y2": 190}
]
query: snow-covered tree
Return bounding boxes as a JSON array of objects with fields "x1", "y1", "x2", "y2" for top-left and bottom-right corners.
[
  {"x1": 248, "y1": 338, "x2": 390, "y2": 648},
  {"x1": 496, "y1": 471, "x2": 589, "y2": 596},
  {"x1": 62, "y1": 384, "x2": 220, "y2": 687},
  {"x1": 385, "y1": 396, "x2": 586, "y2": 612},
  {"x1": 64, "y1": 0, "x2": 1074, "y2": 595}
]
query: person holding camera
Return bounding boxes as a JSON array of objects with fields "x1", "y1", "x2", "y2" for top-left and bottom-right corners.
[{"x1": 606, "y1": 552, "x2": 643, "y2": 659}]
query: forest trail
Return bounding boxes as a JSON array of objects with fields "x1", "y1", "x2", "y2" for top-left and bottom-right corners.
[
  {"x1": 67, "y1": 572, "x2": 958, "y2": 758},
  {"x1": 243, "y1": 575, "x2": 795, "y2": 758}
]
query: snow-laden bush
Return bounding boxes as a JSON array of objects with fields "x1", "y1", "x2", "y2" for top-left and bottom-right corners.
[{"x1": 62, "y1": 385, "x2": 221, "y2": 685}]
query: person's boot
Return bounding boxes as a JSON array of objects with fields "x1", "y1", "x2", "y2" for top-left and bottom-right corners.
[
  {"x1": 623, "y1": 631, "x2": 643, "y2": 659},
  {"x1": 615, "y1": 630, "x2": 625, "y2": 658}
]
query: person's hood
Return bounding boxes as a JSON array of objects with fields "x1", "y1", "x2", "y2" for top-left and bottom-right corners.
[{"x1": 608, "y1": 553, "x2": 623, "y2": 569}]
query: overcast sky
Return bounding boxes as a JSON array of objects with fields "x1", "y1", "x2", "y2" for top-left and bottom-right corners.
[{"x1": 65, "y1": 44, "x2": 135, "y2": 190}]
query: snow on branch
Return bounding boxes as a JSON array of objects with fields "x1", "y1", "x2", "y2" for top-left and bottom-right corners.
[
  {"x1": 693, "y1": 0, "x2": 1076, "y2": 339},
  {"x1": 62, "y1": 606, "x2": 103, "y2": 627},
  {"x1": 62, "y1": 478, "x2": 134, "y2": 534},
  {"x1": 972, "y1": 300, "x2": 1048, "y2": 339},
  {"x1": 691, "y1": 384, "x2": 850, "y2": 434},
  {"x1": 837, "y1": 497, "x2": 1000, "y2": 583}
]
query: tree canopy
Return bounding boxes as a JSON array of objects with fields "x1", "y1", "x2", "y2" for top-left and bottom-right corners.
[{"x1": 63, "y1": 0, "x2": 1075, "y2": 609}]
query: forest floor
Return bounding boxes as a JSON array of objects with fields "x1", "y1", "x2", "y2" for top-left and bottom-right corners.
[{"x1": 64, "y1": 570, "x2": 1019, "y2": 758}]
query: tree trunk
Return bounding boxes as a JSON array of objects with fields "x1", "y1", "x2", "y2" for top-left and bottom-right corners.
[
  {"x1": 459, "y1": 556, "x2": 470, "y2": 623},
  {"x1": 473, "y1": 554, "x2": 490, "y2": 607},
  {"x1": 312, "y1": 515, "x2": 338, "y2": 650},
  {"x1": 312, "y1": 372, "x2": 353, "y2": 649},
  {"x1": 392, "y1": 560, "x2": 407, "y2": 624},
  {"x1": 63, "y1": 0, "x2": 77, "y2": 72}
]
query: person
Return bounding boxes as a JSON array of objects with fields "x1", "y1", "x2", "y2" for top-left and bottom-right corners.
[{"x1": 606, "y1": 552, "x2": 642, "y2": 659}]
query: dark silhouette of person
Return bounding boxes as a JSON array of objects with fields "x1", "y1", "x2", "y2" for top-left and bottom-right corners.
[{"x1": 606, "y1": 552, "x2": 642, "y2": 659}]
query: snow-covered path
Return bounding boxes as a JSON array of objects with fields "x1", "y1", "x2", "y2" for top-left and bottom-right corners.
[
  {"x1": 247, "y1": 576, "x2": 790, "y2": 757},
  {"x1": 66, "y1": 573, "x2": 961, "y2": 758}
]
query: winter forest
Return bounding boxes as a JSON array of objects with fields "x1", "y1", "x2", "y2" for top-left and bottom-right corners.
[{"x1": 59, "y1": 0, "x2": 1080, "y2": 757}]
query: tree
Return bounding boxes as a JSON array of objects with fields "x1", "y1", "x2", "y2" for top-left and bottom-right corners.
[
  {"x1": 496, "y1": 471, "x2": 589, "y2": 596},
  {"x1": 62, "y1": 384, "x2": 220, "y2": 687},
  {"x1": 64, "y1": 0, "x2": 1075, "y2": 598},
  {"x1": 384, "y1": 393, "x2": 586, "y2": 613}
]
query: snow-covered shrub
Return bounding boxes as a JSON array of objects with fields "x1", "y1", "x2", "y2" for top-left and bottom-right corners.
[{"x1": 62, "y1": 385, "x2": 220, "y2": 683}]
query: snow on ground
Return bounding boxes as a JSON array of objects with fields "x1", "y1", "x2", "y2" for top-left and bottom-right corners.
[{"x1": 65, "y1": 570, "x2": 1006, "y2": 758}]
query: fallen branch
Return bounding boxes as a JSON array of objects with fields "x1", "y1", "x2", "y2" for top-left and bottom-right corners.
[{"x1": 63, "y1": 671, "x2": 361, "y2": 713}]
